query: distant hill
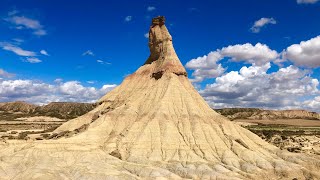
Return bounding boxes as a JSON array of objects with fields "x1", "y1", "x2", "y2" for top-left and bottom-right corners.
[
  {"x1": 215, "y1": 108, "x2": 320, "y2": 120},
  {"x1": 0, "y1": 101, "x2": 96, "y2": 120},
  {"x1": 1, "y1": 101, "x2": 318, "y2": 121},
  {"x1": 0, "y1": 101, "x2": 38, "y2": 113},
  {"x1": 33, "y1": 102, "x2": 97, "y2": 119}
]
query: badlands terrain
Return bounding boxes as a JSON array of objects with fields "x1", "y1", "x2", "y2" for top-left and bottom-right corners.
[
  {"x1": 0, "y1": 16, "x2": 319, "y2": 179},
  {"x1": 0, "y1": 101, "x2": 96, "y2": 140},
  {"x1": 1, "y1": 102, "x2": 319, "y2": 157},
  {"x1": 215, "y1": 108, "x2": 320, "y2": 155}
]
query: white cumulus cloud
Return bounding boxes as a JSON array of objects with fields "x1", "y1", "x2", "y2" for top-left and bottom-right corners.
[
  {"x1": 200, "y1": 64, "x2": 319, "y2": 110},
  {"x1": 185, "y1": 43, "x2": 278, "y2": 82},
  {"x1": 186, "y1": 51, "x2": 225, "y2": 82},
  {"x1": 186, "y1": 37, "x2": 320, "y2": 111},
  {"x1": 54, "y1": 78, "x2": 63, "y2": 84},
  {"x1": 303, "y1": 96, "x2": 320, "y2": 111},
  {"x1": 283, "y1": 35, "x2": 320, "y2": 68},
  {"x1": 221, "y1": 43, "x2": 279, "y2": 65},
  {"x1": 40, "y1": 50, "x2": 49, "y2": 56},
  {"x1": 250, "y1": 17, "x2": 277, "y2": 33},
  {"x1": 0, "y1": 79, "x2": 117, "y2": 104}
]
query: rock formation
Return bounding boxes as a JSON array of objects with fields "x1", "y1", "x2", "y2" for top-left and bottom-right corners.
[
  {"x1": 216, "y1": 108, "x2": 320, "y2": 120},
  {"x1": 143, "y1": 16, "x2": 187, "y2": 77},
  {"x1": 0, "y1": 101, "x2": 38, "y2": 113},
  {"x1": 0, "y1": 16, "x2": 319, "y2": 179},
  {"x1": 0, "y1": 101, "x2": 96, "y2": 120},
  {"x1": 35, "y1": 102, "x2": 97, "y2": 119}
]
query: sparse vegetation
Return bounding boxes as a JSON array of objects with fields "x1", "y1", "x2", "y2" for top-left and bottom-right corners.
[
  {"x1": 0, "y1": 101, "x2": 96, "y2": 121},
  {"x1": 17, "y1": 132, "x2": 28, "y2": 140},
  {"x1": 0, "y1": 102, "x2": 96, "y2": 140},
  {"x1": 242, "y1": 124, "x2": 320, "y2": 154},
  {"x1": 215, "y1": 108, "x2": 320, "y2": 120}
]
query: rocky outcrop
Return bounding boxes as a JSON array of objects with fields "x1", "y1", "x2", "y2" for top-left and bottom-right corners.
[
  {"x1": 34, "y1": 102, "x2": 96, "y2": 119},
  {"x1": 0, "y1": 101, "x2": 37, "y2": 113},
  {"x1": 216, "y1": 108, "x2": 320, "y2": 120},
  {"x1": 274, "y1": 110, "x2": 320, "y2": 120}
]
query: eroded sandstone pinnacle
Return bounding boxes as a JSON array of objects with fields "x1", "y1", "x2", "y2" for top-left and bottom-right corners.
[
  {"x1": 144, "y1": 16, "x2": 187, "y2": 78},
  {"x1": 145, "y1": 16, "x2": 172, "y2": 65}
]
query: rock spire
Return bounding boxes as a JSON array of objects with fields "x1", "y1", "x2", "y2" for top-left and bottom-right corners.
[{"x1": 144, "y1": 16, "x2": 187, "y2": 78}]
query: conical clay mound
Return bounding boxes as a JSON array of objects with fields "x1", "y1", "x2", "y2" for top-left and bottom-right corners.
[{"x1": 0, "y1": 16, "x2": 320, "y2": 180}]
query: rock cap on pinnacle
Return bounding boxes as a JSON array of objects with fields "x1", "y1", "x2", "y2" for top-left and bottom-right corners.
[{"x1": 151, "y1": 16, "x2": 165, "y2": 26}]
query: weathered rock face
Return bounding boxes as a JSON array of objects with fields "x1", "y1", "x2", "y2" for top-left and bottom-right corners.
[
  {"x1": 144, "y1": 16, "x2": 187, "y2": 77},
  {"x1": 0, "y1": 16, "x2": 320, "y2": 180}
]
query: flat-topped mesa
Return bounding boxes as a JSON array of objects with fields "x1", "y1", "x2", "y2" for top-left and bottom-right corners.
[{"x1": 144, "y1": 16, "x2": 187, "y2": 78}]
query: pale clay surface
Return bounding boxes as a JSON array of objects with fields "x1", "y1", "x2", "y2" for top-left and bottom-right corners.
[{"x1": 0, "y1": 16, "x2": 320, "y2": 180}]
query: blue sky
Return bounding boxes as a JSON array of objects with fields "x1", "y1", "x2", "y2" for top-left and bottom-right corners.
[{"x1": 0, "y1": 0, "x2": 320, "y2": 111}]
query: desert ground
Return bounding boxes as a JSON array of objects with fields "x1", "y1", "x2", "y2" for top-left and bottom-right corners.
[
  {"x1": 2, "y1": 105, "x2": 320, "y2": 156},
  {"x1": 235, "y1": 118, "x2": 320, "y2": 126},
  {"x1": 234, "y1": 120, "x2": 320, "y2": 155}
]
